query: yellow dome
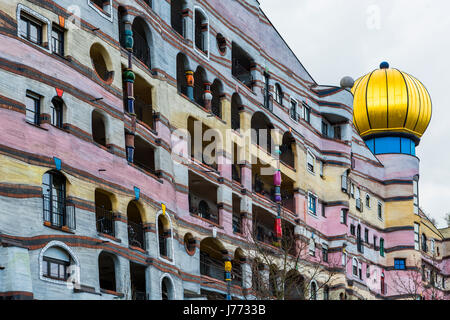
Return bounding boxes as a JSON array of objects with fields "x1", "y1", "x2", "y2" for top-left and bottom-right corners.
[{"x1": 351, "y1": 63, "x2": 432, "y2": 142}]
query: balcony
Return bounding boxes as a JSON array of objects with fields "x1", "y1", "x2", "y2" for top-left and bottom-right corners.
[
  {"x1": 96, "y1": 206, "x2": 115, "y2": 236},
  {"x1": 43, "y1": 194, "x2": 75, "y2": 230}
]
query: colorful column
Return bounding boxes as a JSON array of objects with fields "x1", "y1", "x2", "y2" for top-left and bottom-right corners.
[
  {"x1": 203, "y1": 82, "x2": 212, "y2": 111},
  {"x1": 185, "y1": 70, "x2": 194, "y2": 100}
]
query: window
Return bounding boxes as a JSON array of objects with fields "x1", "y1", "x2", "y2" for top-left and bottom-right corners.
[
  {"x1": 414, "y1": 223, "x2": 420, "y2": 250},
  {"x1": 303, "y1": 103, "x2": 311, "y2": 123},
  {"x1": 19, "y1": 13, "x2": 43, "y2": 46},
  {"x1": 321, "y1": 202, "x2": 326, "y2": 217},
  {"x1": 42, "y1": 171, "x2": 75, "y2": 229},
  {"x1": 25, "y1": 91, "x2": 41, "y2": 125},
  {"x1": 194, "y1": 8, "x2": 209, "y2": 55},
  {"x1": 377, "y1": 202, "x2": 383, "y2": 220},
  {"x1": 394, "y1": 258, "x2": 406, "y2": 270},
  {"x1": 341, "y1": 173, "x2": 348, "y2": 192},
  {"x1": 310, "y1": 281, "x2": 317, "y2": 300},
  {"x1": 413, "y1": 177, "x2": 419, "y2": 214},
  {"x1": 51, "y1": 25, "x2": 65, "y2": 56},
  {"x1": 307, "y1": 151, "x2": 315, "y2": 173},
  {"x1": 89, "y1": 0, "x2": 113, "y2": 19},
  {"x1": 274, "y1": 84, "x2": 283, "y2": 105},
  {"x1": 373, "y1": 235, "x2": 378, "y2": 251},
  {"x1": 431, "y1": 239, "x2": 435, "y2": 255},
  {"x1": 350, "y1": 183, "x2": 354, "y2": 198},
  {"x1": 51, "y1": 97, "x2": 64, "y2": 128},
  {"x1": 308, "y1": 193, "x2": 317, "y2": 215},
  {"x1": 350, "y1": 224, "x2": 355, "y2": 235},
  {"x1": 321, "y1": 121, "x2": 328, "y2": 137},
  {"x1": 322, "y1": 244, "x2": 328, "y2": 262},
  {"x1": 421, "y1": 233, "x2": 428, "y2": 252},
  {"x1": 43, "y1": 256, "x2": 69, "y2": 281},
  {"x1": 341, "y1": 252, "x2": 347, "y2": 266},
  {"x1": 366, "y1": 265, "x2": 370, "y2": 278},
  {"x1": 380, "y1": 238, "x2": 385, "y2": 257},
  {"x1": 333, "y1": 125, "x2": 342, "y2": 140},
  {"x1": 340, "y1": 209, "x2": 347, "y2": 224},
  {"x1": 263, "y1": 72, "x2": 271, "y2": 109},
  {"x1": 323, "y1": 286, "x2": 329, "y2": 300},
  {"x1": 290, "y1": 99, "x2": 297, "y2": 121},
  {"x1": 171, "y1": 0, "x2": 187, "y2": 37},
  {"x1": 364, "y1": 228, "x2": 369, "y2": 243},
  {"x1": 366, "y1": 194, "x2": 371, "y2": 208},
  {"x1": 356, "y1": 187, "x2": 362, "y2": 211},
  {"x1": 352, "y1": 258, "x2": 358, "y2": 276}
]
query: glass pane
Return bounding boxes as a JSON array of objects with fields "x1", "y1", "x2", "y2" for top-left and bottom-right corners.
[
  {"x1": 19, "y1": 18, "x2": 28, "y2": 37},
  {"x1": 50, "y1": 262, "x2": 59, "y2": 277}
]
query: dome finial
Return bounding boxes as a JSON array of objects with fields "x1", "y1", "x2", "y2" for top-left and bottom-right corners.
[{"x1": 380, "y1": 61, "x2": 389, "y2": 69}]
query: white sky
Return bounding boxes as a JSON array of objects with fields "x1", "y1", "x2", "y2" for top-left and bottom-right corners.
[{"x1": 258, "y1": 0, "x2": 450, "y2": 227}]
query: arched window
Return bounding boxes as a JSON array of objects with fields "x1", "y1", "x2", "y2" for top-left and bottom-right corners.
[
  {"x1": 92, "y1": 110, "x2": 107, "y2": 147},
  {"x1": 422, "y1": 234, "x2": 428, "y2": 252},
  {"x1": 251, "y1": 112, "x2": 274, "y2": 153},
  {"x1": 42, "y1": 171, "x2": 74, "y2": 229},
  {"x1": 132, "y1": 17, "x2": 152, "y2": 68},
  {"x1": 51, "y1": 97, "x2": 64, "y2": 128},
  {"x1": 127, "y1": 201, "x2": 145, "y2": 250},
  {"x1": 280, "y1": 132, "x2": 295, "y2": 168},
  {"x1": 274, "y1": 83, "x2": 283, "y2": 105},
  {"x1": 95, "y1": 189, "x2": 114, "y2": 236},
  {"x1": 98, "y1": 251, "x2": 117, "y2": 292},
  {"x1": 90, "y1": 43, "x2": 114, "y2": 83},
  {"x1": 366, "y1": 194, "x2": 371, "y2": 207},
  {"x1": 193, "y1": 66, "x2": 207, "y2": 106},
  {"x1": 42, "y1": 246, "x2": 72, "y2": 281},
  {"x1": 161, "y1": 276, "x2": 175, "y2": 300},
  {"x1": 194, "y1": 8, "x2": 208, "y2": 55},
  {"x1": 200, "y1": 238, "x2": 226, "y2": 280},
  {"x1": 157, "y1": 213, "x2": 173, "y2": 261},
  {"x1": 310, "y1": 281, "x2": 317, "y2": 300}
]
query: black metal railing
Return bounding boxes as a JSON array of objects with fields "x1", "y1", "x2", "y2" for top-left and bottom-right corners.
[
  {"x1": 200, "y1": 253, "x2": 224, "y2": 281},
  {"x1": 128, "y1": 221, "x2": 145, "y2": 249},
  {"x1": 133, "y1": 32, "x2": 151, "y2": 68},
  {"x1": 43, "y1": 194, "x2": 75, "y2": 229},
  {"x1": 96, "y1": 206, "x2": 115, "y2": 236}
]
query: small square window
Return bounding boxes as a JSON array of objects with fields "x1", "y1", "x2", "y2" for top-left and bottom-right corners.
[{"x1": 394, "y1": 258, "x2": 406, "y2": 270}]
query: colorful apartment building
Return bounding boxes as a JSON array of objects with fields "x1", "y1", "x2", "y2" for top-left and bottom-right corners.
[{"x1": 0, "y1": 0, "x2": 447, "y2": 300}]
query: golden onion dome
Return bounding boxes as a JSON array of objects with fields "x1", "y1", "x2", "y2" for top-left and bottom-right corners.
[{"x1": 351, "y1": 62, "x2": 432, "y2": 143}]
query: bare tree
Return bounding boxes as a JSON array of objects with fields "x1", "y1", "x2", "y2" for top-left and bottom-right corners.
[{"x1": 235, "y1": 209, "x2": 340, "y2": 300}]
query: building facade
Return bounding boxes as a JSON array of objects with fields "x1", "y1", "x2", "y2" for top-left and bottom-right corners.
[{"x1": 0, "y1": 0, "x2": 448, "y2": 300}]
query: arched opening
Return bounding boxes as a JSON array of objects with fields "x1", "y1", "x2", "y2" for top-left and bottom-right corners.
[
  {"x1": 251, "y1": 112, "x2": 273, "y2": 153},
  {"x1": 95, "y1": 189, "x2": 114, "y2": 236},
  {"x1": 130, "y1": 262, "x2": 147, "y2": 300},
  {"x1": 176, "y1": 53, "x2": 189, "y2": 95},
  {"x1": 232, "y1": 248, "x2": 245, "y2": 287},
  {"x1": 216, "y1": 33, "x2": 227, "y2": 54},
  {"x1": 285, "y1": 270, "x2": 305, "y2": 300},
  {"x1": 127, "y1": 201, "x2": 145, "y2": 250},
  {"x1": 231, "y1": 93, "x2": 241, "y2": 131},
  {"x1": 134, "y1": 73, "x2": 154, "y2": 129},
  {"x1": 132, "y1": 17, "x2": 151, "y2": 68},
  {"x1": 90, "y1": 43, "x2": 114, "y2": 83},
  {"x1": 187, "y1": 116, "x2": 218, "y2": 169},
  {"x1": 210, "y1": 79, "x2": 223, "y2": 118},
  {"x1": 42, "y1": 246, "x2": 73, "y2": 281},
  {"x1": 158, "y1": 214, "x2": 171, "y2": 259},
  {"x1": 51, "y1": 96, "x2": 64, "y2": 129},
  {"x1": 188, "y1": 171, "x2": 219, "y2": 224},
  {"x1": 133, "y1": 135, "x2": 156, "y2": 174},
  {"x1": 98, "y1": 251, "x2": 117, "y2": 292},
  {"x1": 161, "y1": 276, "x2": 174, "y2": 300},
  {"x1": 171, "y1": 0, "x2": 187, "y2": 37},
  {"x1": 42, "y1": 171, "x2": 74, "y2": 229},
  {"x1": 280, "y1": 131, "x2": 295, "y2": 168},
  {"x1": 92, "y1": 110, "x2": 107, "y2": 147},
  {"x1": 194, "y1": 9, "x2": 208, "y2": 54},
  {"x1": 200, "y1": 237, "x2": 225, "y2": 281},
  {"x1": 193, "y1": 66, "x2": 207, "y2": 107}
]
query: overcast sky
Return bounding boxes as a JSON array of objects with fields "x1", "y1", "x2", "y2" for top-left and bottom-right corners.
[{"x1": 258, "y1": 0, "x2": 450, "y2": 227}]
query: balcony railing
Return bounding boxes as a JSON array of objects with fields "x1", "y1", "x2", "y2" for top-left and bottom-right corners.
[
  {"x1": 200, "y1": 253, "x2": 224, "y2": 281},
  {"x1": 43, "y1": 195, "x2": 76, "y2": 230},
  {"x1": 128, "y1": 221, "x2": 145, "y2": 250},
  {"x1": 96, "y1": 206, "x2": 115, "y2": 236},
  {"x1": 133, "y1": 32, "x2": 151, "y2": 67}
]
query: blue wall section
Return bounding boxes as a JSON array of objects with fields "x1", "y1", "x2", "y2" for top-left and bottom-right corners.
[{"x1": 366, "y1": 137, "x2": 416, "y2": 155}]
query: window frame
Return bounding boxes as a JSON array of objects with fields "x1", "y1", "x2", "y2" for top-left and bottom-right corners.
[
  {"x1": 51, "y1": 24, "x2": 65, "y2": 57},
  {"x1": 308, "y1": 192, "x2": 317, "y2": 216},
  {"x1": 88, "y1": 0, "x2": 113, "y2": 21},
  {"x1": 394, "y1": 258, "x2": 406, "y2": 270},
  {"x1": 306, "y1": 150, "x2": 315, "y2": 174},
  {"x1": 25, "y1": 91, "x2": 41, "y2": 125},
  {"x1": 17, "y1": 5, "x2": 51, "y2": 52}
]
